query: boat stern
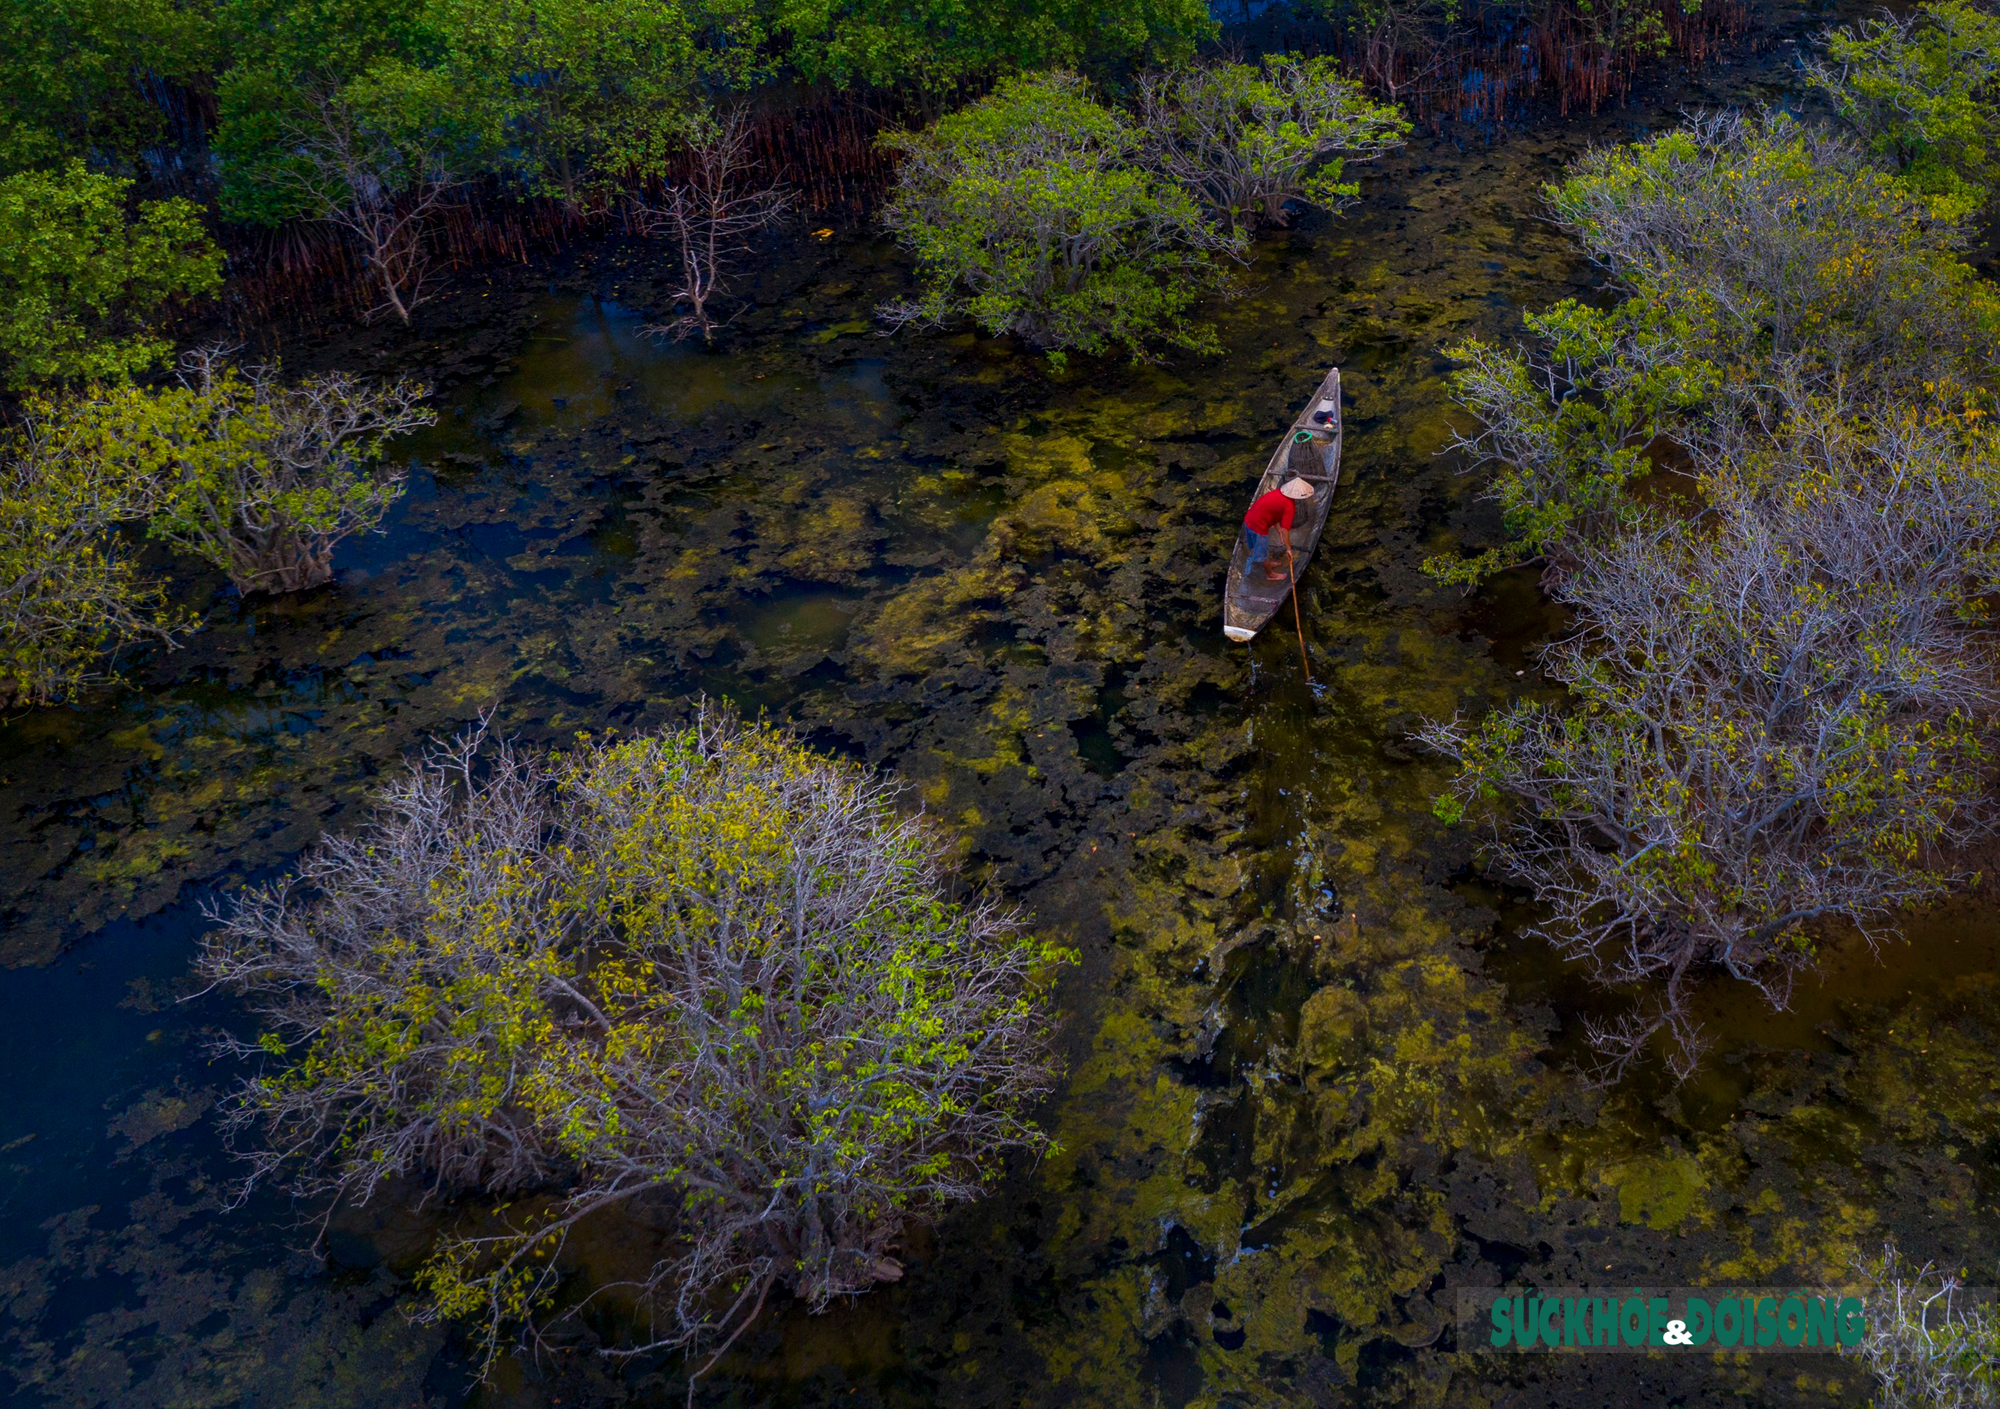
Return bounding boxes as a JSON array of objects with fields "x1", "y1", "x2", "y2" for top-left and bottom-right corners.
[{"x1": 1223, "y1": 625, "x2": 1256, "y2": 643}]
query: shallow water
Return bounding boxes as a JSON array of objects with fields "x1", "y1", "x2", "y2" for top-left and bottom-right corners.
[{"x1": 6, "y1": 28, "x2": 2000, "y2": 1409}]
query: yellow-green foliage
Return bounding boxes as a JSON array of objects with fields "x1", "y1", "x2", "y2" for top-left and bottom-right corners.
[
  {"x1": 0, "y1": 384, "x2": 196, "y2": 703},
  {"x1": 1549, "y1": 110, "x2": 2000, "y2": 383},
  {"x1": 138, "y1": 354, "x2": 435, "y2": 595},
  {"x1": 1810, "y1": 0, "x2": 2000, "y2": 207},
  {"x1": 1433, "y1": 110, "x2": 2000, "y2": 589},
  {"x1": 0, "y1": 359, "x2": 431, "y2": 705},
  {"x1": 0, "y1": 160, "x2": 221, "y2": 389},
  {"x1": 201, "y1": 712, "x2": 1069, "y2": 1371},
  {"x1": 1422, "y1": 103, "x2": 2000, "y2": 1073},
  {"x1": 879, "y1": 72, "x2": 1243, "y2": 366},
  {"x1": 1429, "y1": 404, "x2": 2000, "y2": 1069},
  {"x1": 1136, "y1": 53, "x2": 1409, "y2": 230}
]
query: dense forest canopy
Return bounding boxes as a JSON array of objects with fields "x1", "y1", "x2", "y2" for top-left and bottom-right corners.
[
  {"x1": 1, "y1": 0, "x2": 1217, "y2": 182},
  {"x1": 0, "y1": 0, "x2": 1760, "y2": 356}
]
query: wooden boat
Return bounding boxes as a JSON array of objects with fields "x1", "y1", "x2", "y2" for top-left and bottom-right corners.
[{"x1": 1223, "y1": 366, "x2": 1343, "y2": 642}]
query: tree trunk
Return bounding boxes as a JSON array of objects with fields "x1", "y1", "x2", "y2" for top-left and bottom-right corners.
[{"x1": 230, "y1": 530, "x2": 335, "y2": 595}]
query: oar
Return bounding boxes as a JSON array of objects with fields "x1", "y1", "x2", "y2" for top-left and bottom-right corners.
[{"x1": 1285, "y1": 536, "x2": 1312, "y2": 683}]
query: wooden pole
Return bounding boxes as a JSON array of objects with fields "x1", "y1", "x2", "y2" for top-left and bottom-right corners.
[{"x1": 1285, "y1": 537, "x2": 1312, "y2": 682}]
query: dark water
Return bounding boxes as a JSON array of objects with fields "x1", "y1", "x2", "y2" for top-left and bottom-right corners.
[{"x1": 8, "y1": 30, "x2": 2000, "y2": 1409}]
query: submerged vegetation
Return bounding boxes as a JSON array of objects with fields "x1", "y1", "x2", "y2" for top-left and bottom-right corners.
[
  {"x1": 0, "y1": 19, "x2": 1411, "y2": 671},
  {"x1": 199, "y1": 712, "x2": 1068, "y2": 1370},
  {"x1": 1426, "y1": 8, "x2": 2000, "y2": 1076},
  {"x1": 0, "y1": 11, "x2": 1408, "y2": 1360}
]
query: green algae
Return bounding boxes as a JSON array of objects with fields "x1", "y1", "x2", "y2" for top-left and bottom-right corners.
[{"x1": 1604, "y1": 1151, "x2": 1709, "y2": 1231}]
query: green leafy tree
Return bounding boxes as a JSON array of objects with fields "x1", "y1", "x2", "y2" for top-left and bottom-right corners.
[
  {"x1": 766, "y1": 0, "x2": 1214, "y2": 91},
  {"x1": 1807, "y1": 0, "x2": 2000, "y2": 207},
  {"x1": 0, "y1": 0, "x2": 215, "y2": 172},
  {"x1": 0, "y1": 385, "x2": 195, "y2": 703},
  {"x1": 1136, "y1": 54, "x2": 1410, "y2": 229},
  {"x1": 198, "y1": 711, "x2": 1069, "y2": 1374},
  {"x1": 212, "y1": 0, "x2": 439, "y2": 90},
  {"x1": 210, "y1": 0, "x2": 495, "y2": 317},
  {"x1": 1422, "y1": 105, "x2": 2000, "y2": 1078},
  {"x1": 1431, "y1": 110, "x2": 2000, "y2": 588},
  {"x1": 0, "y1": 161, "x2": 222, "y2": 390},
  {"x1": 210, "y1": 0, "x2": 438, "y2": 210},
  {"x1": 880, "y1": 72, "x2": 1243, "y2": 366},
  {"x1": 428, "y1": 0, "x2": 701, "y2": 203},
  {"x1": 1426, "y1": 299, "x2": 1716, "y2": 586},
  {"x1": 199, "y1": 0, "x2": 1220, "y2": 271},
  {"x1": 1551, "y1": 110, "x2": 2000, "y2": 397},
  {"x1": 143, "y1": 350, "x2": 435, "y2": 594}
]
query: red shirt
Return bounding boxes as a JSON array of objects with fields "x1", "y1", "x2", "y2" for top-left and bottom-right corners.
[{"x1": 1244, "y1": 488, "x2": 1298, "y2": 535}]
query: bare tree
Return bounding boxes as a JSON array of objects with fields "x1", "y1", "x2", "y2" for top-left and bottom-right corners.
[
  {"x1": 1346, "y1": 0, "x2": 1462, "y2": 107},
  {"x1": 1846, "y1": 1243, "x2": 2000, "y2": 1409},
  {"x1": 146, "y1": 348, "x2": 435, "y2": 594},
  {"x1": 1423, "y1": 109, "x2": 2000, "y2": 1081},
  {"x1": 269, "y1": 87, "x2": 463, "y2": 324},
  {"x1": 197, "y1": 724, "x2": 572, "y2": 1208},
  {"x1": 634, "y1": 111, "x2": 789, "y2": 344},
  {"x1": 1422, "y1": 404, "x2": 2000, "y2": 1078},
  {"x1": 1136, "y1": 55, "x2": 1409, "y2": 230},
  {"x1": 197, "y1": 710, "x2": 1067, "y2": 1382}
]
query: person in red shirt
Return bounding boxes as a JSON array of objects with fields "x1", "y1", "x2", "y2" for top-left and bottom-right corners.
[{"x1": 1242, "y1": 477, "x2": 1316, "y2": 582}]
